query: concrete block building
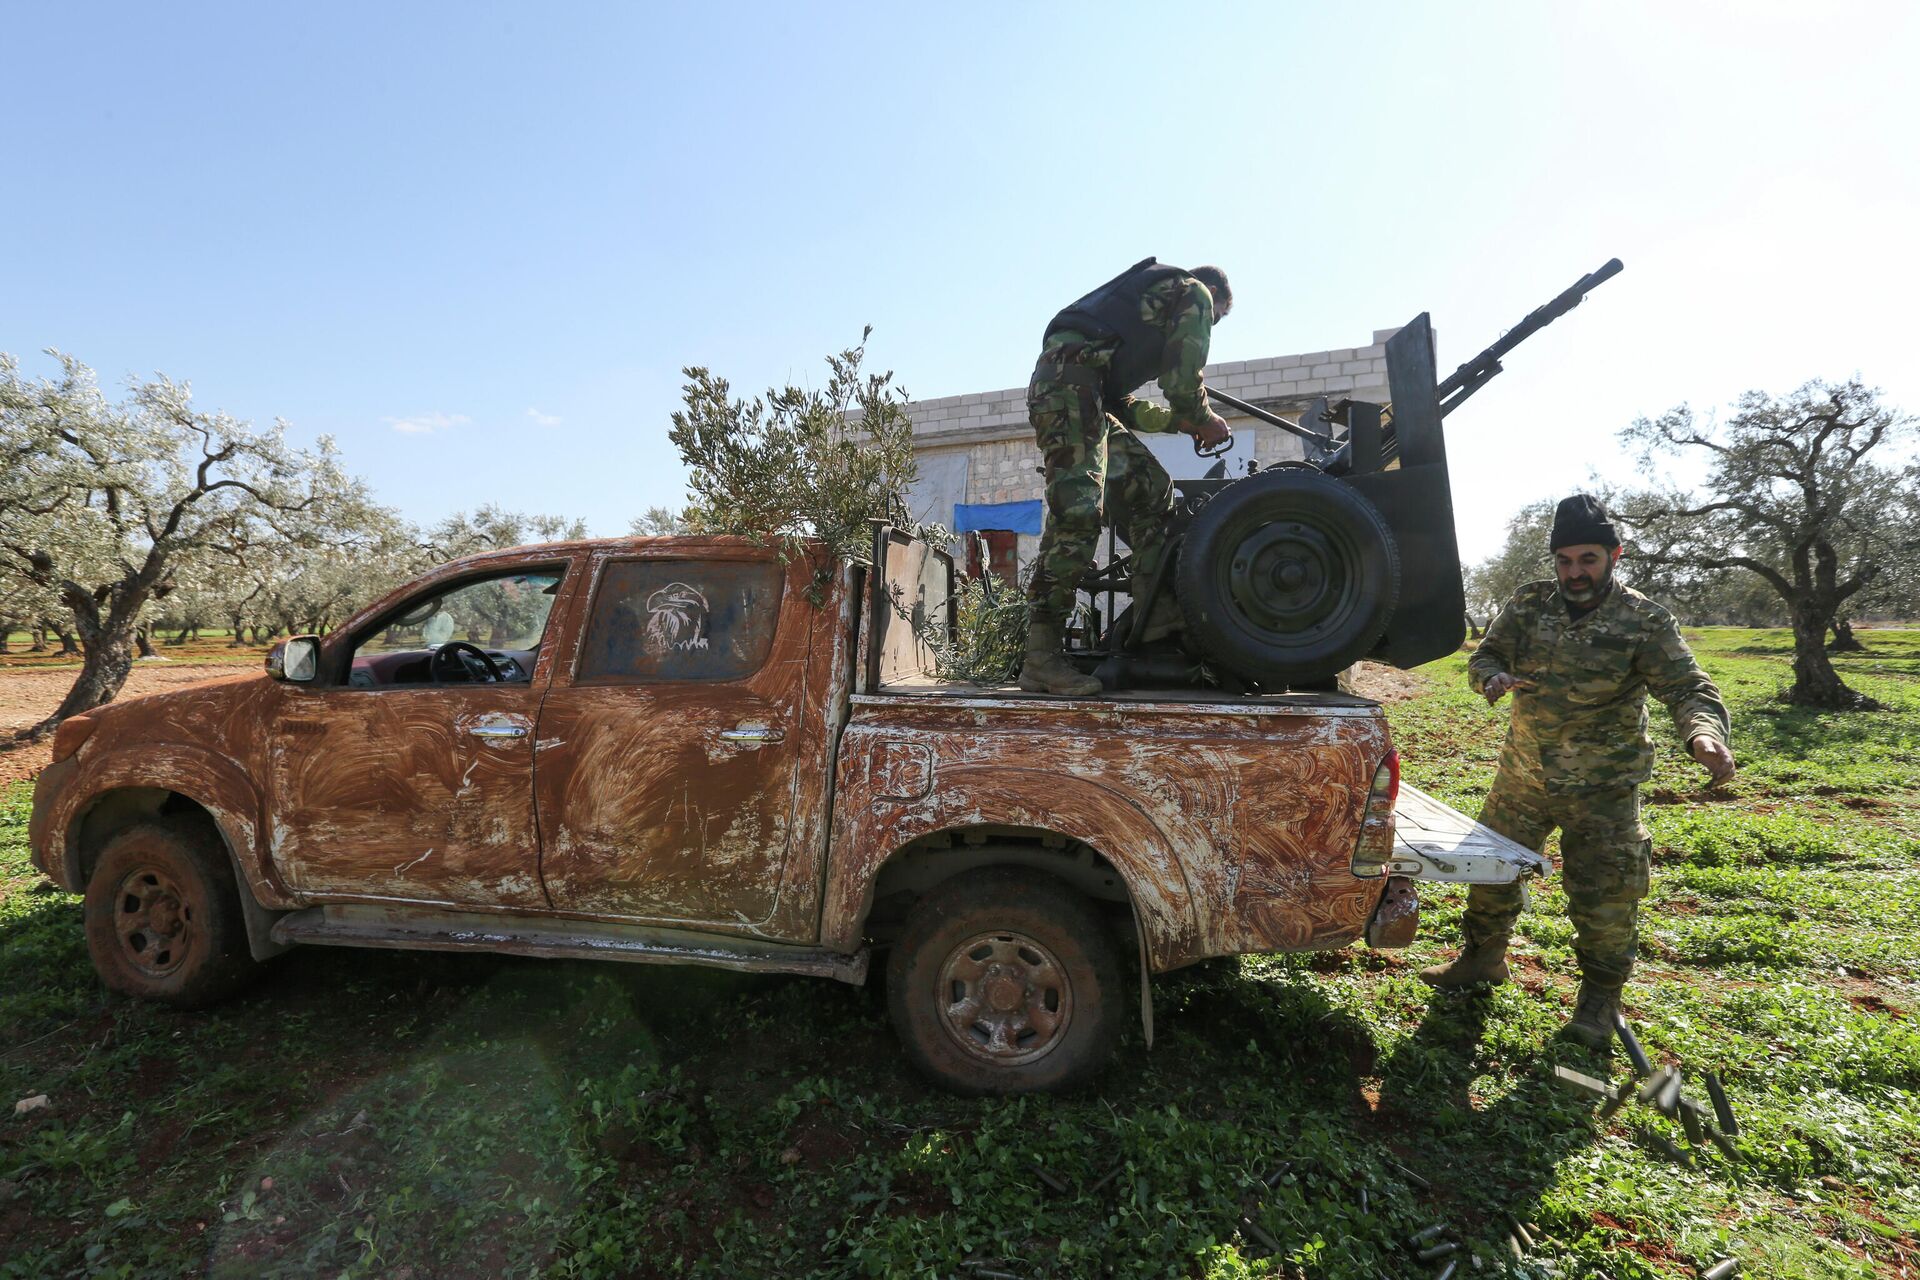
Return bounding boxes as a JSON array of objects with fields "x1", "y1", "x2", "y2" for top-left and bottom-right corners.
[{"x1": 904, "y1": 329, "x2": 1399, "y2": 578}]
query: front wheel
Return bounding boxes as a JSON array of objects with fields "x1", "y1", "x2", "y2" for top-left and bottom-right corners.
[
  {"x1": 82, "y1": 820, "x2": 257, "y2": 1007},
  {"x1": 886, "y1": 868, "x2": 1123, "y2": 1095}
]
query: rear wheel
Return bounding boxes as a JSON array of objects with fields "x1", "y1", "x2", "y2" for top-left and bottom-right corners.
[
  {"x1": 886, "y1": 868, "x2": 1123, "y2": 1095},
  {"x1": 83, "y1": 820, "x2": 257, "y2": 1007},
  {"x1": 1175, "y1": 469, "x2": 1400, "y2": 686}
]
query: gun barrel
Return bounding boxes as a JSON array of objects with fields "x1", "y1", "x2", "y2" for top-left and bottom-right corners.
[{"x1": 1435, "y1": 258, "x2": 1623, "y2": 415}]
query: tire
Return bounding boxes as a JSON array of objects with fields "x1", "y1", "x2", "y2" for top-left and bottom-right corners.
[
  {"x1": 886, "y1": 867, "x2": 1123, "y2": 1096},
  {"x1": 1175, "y1": 469, "x2": 1400, "y2": 686},
  {"x1": 82, "y1": 820, "x2": 257, "y2": 1008}
]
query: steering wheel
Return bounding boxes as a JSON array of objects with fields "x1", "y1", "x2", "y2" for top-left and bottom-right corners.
[{"x1": 430, "y1": 641, "x2": 505, "y2": 685}]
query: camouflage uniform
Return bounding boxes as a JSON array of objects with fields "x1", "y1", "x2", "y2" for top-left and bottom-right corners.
[
  {"x1": 1464, "y1": 579, "x2": 1731, "y2": 987},
  {"x1": 1025, "y1": 275, "x2": 1218, "y2": 626}
]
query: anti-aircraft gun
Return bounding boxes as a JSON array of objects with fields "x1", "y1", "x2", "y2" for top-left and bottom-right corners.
[{"x1": 1075, "y1": 258, "x2": 1625, "y2": 691}]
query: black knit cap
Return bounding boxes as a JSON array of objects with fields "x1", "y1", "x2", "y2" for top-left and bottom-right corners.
[{"x1": 1549, "y1": 494, "x2": 1620, "y2": 550}]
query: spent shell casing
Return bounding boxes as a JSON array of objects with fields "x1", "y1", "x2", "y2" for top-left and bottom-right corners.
[
  {"x1": 1433, "y1": 1260, "x2": 1458, "y2": 1280},
  {"x1": 1033, "y1": 1166, "x2": 1068, "y2": 1194},
  {"x1": 1509, "y1": 1217, "x2": 1535, "y2": 1251},
  {"x1": 1088, "y1": 1164, "x2": 1122, "y2": 1195},
  {"x1": 1415, "y1": 1241, "x2": 1460, "y2": 1263},
  {"x1": 1554, "y1": 1065, "x2": 1612, "y2": 1099},
  {"x1": 1389, "y1": 1159, "x2": 1432, "y2": 1191},
  {"x1": 1637, "y1": 1065, "x2": 1676, "y2": 1105},
  {"x1": 1263, "y1": 1161, "x2": 1294, "y2": 1187},
  {"x1": 1644, "y1": 1128, "x2": 1693, "y2": 1167},
  {"x1": 1358, "y1": 1186, "x2": 1369, "y2": 1214},
  {"x1": 1598, "y1": 1074, "x2": 1638, "y2": 1121},
  {"x1": 1506, "y1": 1233, "x2": 1525, "y2": 1261},
  {"x1": 1614, "y1": 1012, "x2": 1653, "y2": 1078},
  {"x1": 1656, "y1": 1069, "x2": 1684, "y2": 1116},
  {"x1": 1704, "y1": 1071, "x2": 1739, "y2": 1136},
  {"x1": 1701, "y1": 1258, "x2": 1739, "y2": 1280},
  {"x1": 1678, "y1": 1096, "x2": 1707, "y2": 1146},
  {"x1": 1408, "y1": 1222, "x2": 1448, "y2": 1245},
  {"x1": 1239, "y1": 1216, "x2": 1280, "y2": 1253}
]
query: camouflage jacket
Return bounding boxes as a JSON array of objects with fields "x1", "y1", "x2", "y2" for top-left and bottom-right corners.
[
  {"x1": 1043, "y1": 276, "x2": 1215, "y2": 433},
  {"x1": 1468, "y1": 580, "x2": 1731, "y2": 792}
]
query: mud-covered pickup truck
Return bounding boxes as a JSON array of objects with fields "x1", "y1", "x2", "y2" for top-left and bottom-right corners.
[{"x1": 30, "y1": 529, "x2": 1537, "y2": 1093}]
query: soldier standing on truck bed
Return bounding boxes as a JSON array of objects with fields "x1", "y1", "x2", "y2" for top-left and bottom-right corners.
[
  {"x1": 1420, "y1": 495, "x2": 1737, "y2": 1050},
  {"x1": 1019, "y1": 258, "x2": 1235, "y2": 696}
]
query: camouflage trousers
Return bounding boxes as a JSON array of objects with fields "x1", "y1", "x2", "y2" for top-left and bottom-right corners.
[
  {"x1": 1463, "y1": 768, "x2": 1652, "y2": 988},
  {"x1": 1023, "y1": 358, "x2": 1175, "y2": 626}
]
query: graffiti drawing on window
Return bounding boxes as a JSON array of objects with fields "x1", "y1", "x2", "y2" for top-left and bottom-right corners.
[
  {"x1": 644, "y1": 582, "x2": 711, "y2": 657},
  {"x1": 579, "y1": 561, "x2": 783, "y2": 683}
]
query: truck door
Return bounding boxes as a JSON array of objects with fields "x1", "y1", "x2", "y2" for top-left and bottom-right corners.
[
  {"x1": 534, "y1": 551, "x2": 815, "y2": 935},
  {"x1": 265, "y1": 563, "x2": 571, "y2": 908}
]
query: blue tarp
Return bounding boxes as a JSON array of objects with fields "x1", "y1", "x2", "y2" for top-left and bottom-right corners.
[{"x1": 953, "y1": 499, "x2": 1044, "y2": 535}]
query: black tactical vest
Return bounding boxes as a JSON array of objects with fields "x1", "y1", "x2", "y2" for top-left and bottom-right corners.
[{"x1": 1045, "y1": 257, "x2": 1189, "y2": 401}]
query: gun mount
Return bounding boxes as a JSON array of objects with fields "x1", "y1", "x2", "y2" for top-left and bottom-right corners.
[{"x1": 1076, "y1": 259, "x2": 1625, "y2": 691}]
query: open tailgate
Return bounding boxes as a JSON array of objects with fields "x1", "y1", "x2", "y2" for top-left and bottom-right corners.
[{"x1": 1390, "y1": 784, "x2": 1546, "y2": 884}]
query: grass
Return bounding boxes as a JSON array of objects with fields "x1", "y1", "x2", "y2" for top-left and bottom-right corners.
[{"x1": 2, "y1": 627, "x2": 1916, "y2": 1278}]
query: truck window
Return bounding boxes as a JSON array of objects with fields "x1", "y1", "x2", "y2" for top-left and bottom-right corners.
[
  {"x1": 344, "y1": 568, "x2": 566, "y2": 687},
  {"x1": 576, "y1": 560, "x2": 784, "y2": 684}
]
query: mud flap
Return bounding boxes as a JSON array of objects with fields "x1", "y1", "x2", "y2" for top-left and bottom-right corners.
[{"x1": 1389, "y1": 783, "x2": 1545, "y2": 884}]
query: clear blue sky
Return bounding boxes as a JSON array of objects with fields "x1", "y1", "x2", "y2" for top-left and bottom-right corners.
[{"x1": 5, "y1": 2, "x2": 1916, "y2": 563}]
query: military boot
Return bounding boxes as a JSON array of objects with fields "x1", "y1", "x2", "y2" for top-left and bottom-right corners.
[
  {"x1": 1560, "y1": 980, "x2": 1622, "y2": 1052},
  {"x1": 1416, "y1": 936, "x2": 1511, "y2": 988},
  {"x1": 1017, "y1": 620, "x2": 1102, "y2": 696}
]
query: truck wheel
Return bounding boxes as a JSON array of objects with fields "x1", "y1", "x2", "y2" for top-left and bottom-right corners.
[
  {"x1": 1175, "y1": 468, "x2": 1400, "y2": 686},
  {"x1": 83, "y1": 820, "x2": 257, "y2": 1008},
  {"x1": 886, "y1": 867, "x2": 1122, "y2": 1096}
]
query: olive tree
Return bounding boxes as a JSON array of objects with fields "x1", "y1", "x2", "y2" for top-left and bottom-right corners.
[
  {"x1": 1618, "y1": 378, "x2": 1917, "y2": 709},
  {"x1": 0, "y1": 352, "x2": 363, "y2": 737},
  {"x1": 666, "y1": 329, "x2": 924, "y2": 573}
]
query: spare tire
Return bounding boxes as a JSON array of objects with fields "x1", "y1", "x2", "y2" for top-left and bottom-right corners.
[{"x1": 1175, "y1": 469, "x2": 1400, "y2": 686}]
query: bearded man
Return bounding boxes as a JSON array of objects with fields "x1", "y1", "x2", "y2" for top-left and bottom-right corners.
[{"x1": 1419, "y1": 495, "x2": 1736, "y2": 1050}]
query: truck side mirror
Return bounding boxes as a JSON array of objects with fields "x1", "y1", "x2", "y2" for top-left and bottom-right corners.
[{"x1": 266, "y1": 636, "x2": 321, "y2": 683}]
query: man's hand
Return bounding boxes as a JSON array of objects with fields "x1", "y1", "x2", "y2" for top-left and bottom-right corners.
[
  {"x1": 1482, "y1": 672, "x2": 1536, "y2": 705},
  {"x1": 1186, "y1": 412, "x2": 1231, "y2": 450},
  {"x1": 1690, "y1": 736, "x2": 1736, "y2": 786}
]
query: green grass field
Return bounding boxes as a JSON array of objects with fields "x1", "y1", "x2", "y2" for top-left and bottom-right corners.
[{"x1": 2, "y1": 629, "x2": 1915, "y2": 1278}]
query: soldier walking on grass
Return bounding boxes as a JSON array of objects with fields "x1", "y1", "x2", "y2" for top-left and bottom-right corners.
[
  {"x1": 1419, "y1": 495, "x2": 1738, "y2": 1050},
  {"x1": 1019, "y1": 258, "x2": 1235, "y2": 695}
]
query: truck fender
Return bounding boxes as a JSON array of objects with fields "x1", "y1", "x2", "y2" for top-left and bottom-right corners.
[
  {"x1": 49, "y1": 743, "x2": 291, "y2": 961},
  {"x1": 821, "y1": 764, "x2": 1205, "y2": 972}
]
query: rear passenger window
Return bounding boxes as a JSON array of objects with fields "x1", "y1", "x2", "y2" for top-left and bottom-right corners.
[{"x1": 577, "y1": 560, "x2": 785, "y2": 683}]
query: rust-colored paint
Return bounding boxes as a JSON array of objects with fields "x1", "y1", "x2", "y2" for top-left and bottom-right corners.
[
  {"x1": 821, "y1": 694, "x2": 1392, "y2": 971},
  {"x1": 533, "y1": 546, "x2": 843, "y2": 939},
  {"x1": 1365, "y1": 876, "x2": 1419, "y2": 949},
  {"x1": 29, "y1": 533, "x2": 1397, "y2": 985}
]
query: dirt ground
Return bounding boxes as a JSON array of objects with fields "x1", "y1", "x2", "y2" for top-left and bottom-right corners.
[
  {"x1": 1345, "y1": 660, "x2": 1427, "y2": 703},
  {"x1": 0, "y1": 663, "x2": 251, "y2": 787}
]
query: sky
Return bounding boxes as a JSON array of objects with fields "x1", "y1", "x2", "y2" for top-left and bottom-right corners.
[{"x1": 4, "y1": 2, "x2": 1917, "y2": 565}]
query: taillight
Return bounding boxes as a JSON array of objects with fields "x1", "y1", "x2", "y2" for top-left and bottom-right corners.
[
  {"x1": 1351, "y1": 750, "x2": 1400, "y2": 877},
  {"x1": 50, "y1": 715, "x2": 97, "y2": 764},
  {"x1": 1377, "y1": 750, "x2": 1401, "y2": 809}
]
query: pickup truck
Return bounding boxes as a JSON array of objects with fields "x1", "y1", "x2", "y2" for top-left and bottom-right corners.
[{"x1": 28, "y1": 529, "x2": 1537, "y2": 1094}]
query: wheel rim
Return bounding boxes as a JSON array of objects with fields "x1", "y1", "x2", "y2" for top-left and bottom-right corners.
[
  {"x1": 935, "y1": 931, "x2": 1073, "y2": 1067},
  {"x1": 1218, "y1": 513, "x2": 1366, "y2": 649},
  {"x1": 112, "y1": 863, "x2": 199, "y2": 978}
]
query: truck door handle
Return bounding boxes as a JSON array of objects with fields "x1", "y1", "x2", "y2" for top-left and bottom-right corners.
[
  {"x1": 718, "y1": 726, "x2": 786, "y2": 744},
  {"x1": 466, "y1": 719, "x2": 530, "y2": 740}
]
